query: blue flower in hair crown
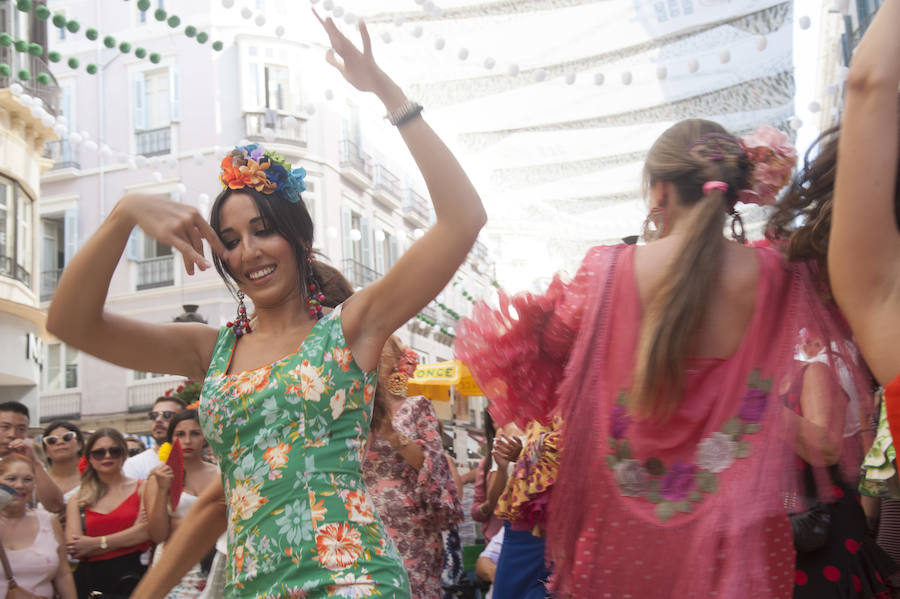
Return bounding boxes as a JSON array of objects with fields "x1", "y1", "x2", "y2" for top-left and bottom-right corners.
[{"x1": 219, "y1": 143, "x2": 307, "y2": 203}]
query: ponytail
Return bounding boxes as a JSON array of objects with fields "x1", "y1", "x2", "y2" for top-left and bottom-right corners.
[
  {"x1": 631, "y1": 119, "x2": 751, "y2": 418},
  {"x1": 631, "y1": 191, "x2": 728, "y2": 417}
]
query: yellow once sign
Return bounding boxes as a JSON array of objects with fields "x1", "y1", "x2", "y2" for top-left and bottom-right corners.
[
  {"x1": 408, "y1": 361, "x2": 484, "y2": 401},
  {"x1": 412, "y1": 361, "x2": 461, "y2": 384}
]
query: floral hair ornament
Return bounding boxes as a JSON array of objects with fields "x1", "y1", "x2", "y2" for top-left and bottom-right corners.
[
  {"x1": 164, "y1": 380, "x2": 202, "y2": 409},
  {"x1": 737, "y1": 125, "x2": 798, "y2": 206},
  {"x1": 387, "y1": 346, "x2": 419, "y2": 395},
  {"x1": 219, "y1": 143, "x2": 307, "y2": 203}
]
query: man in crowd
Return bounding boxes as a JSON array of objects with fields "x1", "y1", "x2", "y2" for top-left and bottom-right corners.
[
  {"x1": 0, "y1": 401, "x2": 64, "y2": 511},
  {"x1": 123, "y1": 395, "x2": 185, "y2": 479}
]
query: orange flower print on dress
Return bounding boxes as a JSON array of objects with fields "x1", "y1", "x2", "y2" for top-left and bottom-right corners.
[
  {"x1": 263, "y1": 442, "x2": 291, "y2": 477},
  {"x1": 230, "y1": 481, "x2": 268, "y2": 522},
  {"x1": 363, "y1": 384, "x2": 375, "y2": 405},
  {"x1": 344, "y1": 490, "x2": 375, "y2": 525},
  {"x1": 332, "y1": 347, "x2": 353, "y2": 372},
  {"x1": 315, "y1": 522, "x2": 364, "y2": 571},
  {"x1": 310, "y1": 491, "x2": 327, "y2": 528},
  {"x1": 229, "y1": 366, "x2": 271, "y2": 396},
  {"x1": 290, "y1": 360, "x2": 328, "y2": 402}
]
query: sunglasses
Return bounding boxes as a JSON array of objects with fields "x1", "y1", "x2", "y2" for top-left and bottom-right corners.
[
  {"x1": 89, "y1": 447, "x2": 124, "y2": 460},
  {"x1": 128, "y1": 448, "x2": 143, "y2": 457},
  {"x1": 149, "y1": 410, "x2": 177, "y2": 421},
  {"x1": 44, "y1": 432, "x2": 77, "y2": 445}
]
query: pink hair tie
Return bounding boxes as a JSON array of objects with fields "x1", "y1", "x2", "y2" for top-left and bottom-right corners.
[{"x1": 702, "y1": 181, "x2": 729, "y2": 194}]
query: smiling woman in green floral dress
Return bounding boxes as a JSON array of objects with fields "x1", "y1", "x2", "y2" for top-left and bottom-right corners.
[{"x1": 46, "y1": 13, "x2": 486, "y2": 599}]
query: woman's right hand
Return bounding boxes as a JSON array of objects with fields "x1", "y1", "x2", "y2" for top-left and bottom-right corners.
[
  {"x1": 149, "y1": 464, "x2": 174, "y2": 492},
  {"x1": 118, "y1": 194, "x2": 228, "y2": 276},
  {"x1": 493, "y1": 434, "x2": 523, "y2": 467}
]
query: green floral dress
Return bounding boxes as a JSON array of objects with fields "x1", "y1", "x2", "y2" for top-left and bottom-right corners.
[{"x1": 199, "y1": 306, "x2": 412, "y2": 599}]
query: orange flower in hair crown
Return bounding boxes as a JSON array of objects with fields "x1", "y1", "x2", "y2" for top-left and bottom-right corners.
[{"x1": 219, "y1": 144, "x2": 307, "y2": 201}]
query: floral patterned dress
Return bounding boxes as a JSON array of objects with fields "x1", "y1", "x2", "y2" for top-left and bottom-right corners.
[
  {"x1": 199, "y1": 306, "x2": 411, "y2": 599},
  {"x1": 362, "y1": 395, "x2": 463, "y2": 599}
]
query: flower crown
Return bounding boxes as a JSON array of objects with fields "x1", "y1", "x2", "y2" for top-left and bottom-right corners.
[
  {"x1": 219, "y1": 143, "x2": 307, "y2": 203},
  {"x1": 689, "y1": 125, "x2": 798, "y2": 206}
]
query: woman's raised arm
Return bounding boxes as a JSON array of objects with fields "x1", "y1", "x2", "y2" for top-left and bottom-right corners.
[
  {"x1": 829, "y1": 0, "x2": 900, "y2": 385},
  {"x1": 132, "y1": 477, "x2": 228, "y2": 599},
  {"x1": 46, "y1": 194, "x2": 226, "y2": 380},
  {"x1": 315, "y1": 15, "x2": 487, "y2": 371}
]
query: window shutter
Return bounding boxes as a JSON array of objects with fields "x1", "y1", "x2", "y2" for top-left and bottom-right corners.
[
  {"x1": 127, "y1": 229, "x2": 141, "y2": 260},
  {"x1": 169, "y1": 66, "x2": 181, "y2": 123},
  {"x1": 389, "y1": 233, "x2": 399, "y2": 269},
  {"x1": 360, "y1": 216, "x2": 372, "y2": 269},
  {"x1": 132, "y1": 72, "x2": 146, "y2": 132},
  {"x1": 341, "y1": 206, "x2": 352, "y2": 267},
  {"x1": 63, "y1": 207, "x2": 78, "y2": 264},
  {"x1": 373, "y1": 227, "x2": 385, "y2": 276}
]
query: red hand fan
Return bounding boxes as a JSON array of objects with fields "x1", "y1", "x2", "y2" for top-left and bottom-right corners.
[{"x1": 166, "y1": 439, "x2": 184, "y2": 511}]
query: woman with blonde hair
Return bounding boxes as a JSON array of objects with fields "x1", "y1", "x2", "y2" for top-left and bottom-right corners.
[
  {"x1": 457, "y1": 119, "x2": 874, "y2": 598},
  {"x1": 0, "y1": 454, "x2": 77, "y2": 599},
  {"x1": 66, "y1": 429, "x2": 151, "y2": 598}
]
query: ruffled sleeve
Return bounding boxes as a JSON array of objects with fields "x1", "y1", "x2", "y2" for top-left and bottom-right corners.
[
  {"x1": 455, "y1": 246, "x2": 608, "y2": 428},
  {"x1": 495, "y1": 415, "x2": 562, "y2": 529},
  {"x1": 407, "y1": 395, "x2": 464, "y2": 531}
]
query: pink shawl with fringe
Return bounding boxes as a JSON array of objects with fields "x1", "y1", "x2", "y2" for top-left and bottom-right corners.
[{"x1": 455, "y1": 243, "x2": 872, "y2": 599}]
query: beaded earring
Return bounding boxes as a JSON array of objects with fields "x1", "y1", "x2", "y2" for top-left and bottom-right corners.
[
  {"x1": 305, "y1": 251, "x2": 326, "y2": 320},
  {"x1": 729, "y1": 209, "x2": 746, "y2": 244},
  {"x1": 227, "y1": 290, "x2": 252, "y2": 337}
]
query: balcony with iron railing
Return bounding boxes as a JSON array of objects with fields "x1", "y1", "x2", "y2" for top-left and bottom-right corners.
[
  {"x1": 135, "y1": 126, "x2": 171, "y2": 157},
  {"x1": 372, "y1": 163, "x2": 402, "y2": 209},
  {"x1": 42, "y1": 139, "x2": 80, "y2": 170},
  {"x1": 342, "y1": 258, "x2": 380, "y2": 290},
  {"x1": 127, "y1": 376, "x2": 186, "y2": 413},
  {"x1": 402, "y1": 188, "x2": 434, "y2": 227},
  {"x1": 243, "y1": 110, "x2": 308, "y2": 147},
  {"x1": 136, "y1": 255, "x2": 174, "y2": 290},
  {"x1": 0, "y1": 254, "x2": 31, "y2": 287},
  {"x1": 39, "y1": 388, "x2": 81, "y2": 422},
  {"x1": 40, "y1": 268, "x2": 62, "y2": 301},
  {"x1": 339, "y1": 139, "x2": 372, "y2": 188},
  {"x1": 0, "y1": 48, "x2": 61, "y2": 115}
]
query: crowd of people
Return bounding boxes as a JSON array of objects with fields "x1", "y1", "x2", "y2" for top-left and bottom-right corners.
[{"x1": 4, "y1": 3, "x2": 900, "y2": 598}]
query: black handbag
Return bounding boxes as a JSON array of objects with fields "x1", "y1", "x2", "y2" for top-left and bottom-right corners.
[{"x1": 789, "y1": 466, "x2": 835, "y2": 553}]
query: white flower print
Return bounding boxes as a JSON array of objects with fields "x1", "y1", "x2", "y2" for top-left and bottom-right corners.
[
  {"x1": 696, "y1": 432, "x2": 737, "y2": 473},
  {"x1": 331, "y1": 389, "x2": 347, "y2": 420}
]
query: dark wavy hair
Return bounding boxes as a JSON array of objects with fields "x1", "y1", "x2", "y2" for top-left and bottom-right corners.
[{"x1": 767, "y1": 104, "x2": 900, "y2": 279}]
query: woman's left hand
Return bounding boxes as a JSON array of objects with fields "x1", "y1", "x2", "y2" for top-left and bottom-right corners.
[
  {"x1": 66, "y1": 534, "x2": 101, "y2": 558},
  {"x1": 314, "y1": 11, "x2": 390, "y2": 97}
]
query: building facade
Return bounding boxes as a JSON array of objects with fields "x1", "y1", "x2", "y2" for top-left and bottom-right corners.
[
  {"x1": 37, "y1": 1, "x2": 494, "y2": 435},
  {"x1": 0, "y1": 1, "x2": 59, "y2": 418}
]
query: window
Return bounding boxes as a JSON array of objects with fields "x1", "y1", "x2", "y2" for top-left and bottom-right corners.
[
  {"x1": 247, "y1": 60, "x2": 290, "y2": 110},
  {"x1": 45, "y1": 343, "x2": 78, "y2": 391},
  {"x1": 128, "y1": 228, "x2": 175, "y2": 290},
  {"x1": 133, "y1": 371, "x2": 167, "y2": 381},
  {"x1": 0, "y1": 175, "x2": 34, "y2": 286},
  {"x1": 56, "y1": 10, "x2": 66, "y2": 39},
  {"x1": 373, "y1": 226, "x2": 399, "y2": 276},
  {"x1": 133, "y1": 67, "x2": 179, "y2": 155},
  {"x1": 264, "y1": 65, "x2": 288, "y2": 110}
]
